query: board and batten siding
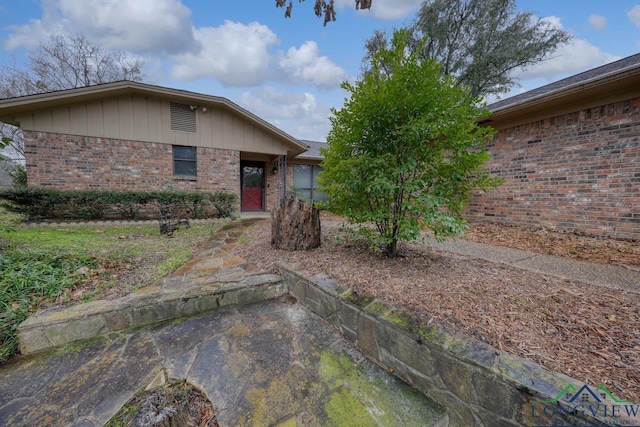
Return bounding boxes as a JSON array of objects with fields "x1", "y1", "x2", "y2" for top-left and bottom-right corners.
[{"x1": 13, "y1": 94, "x2": 289, "y2": 156}]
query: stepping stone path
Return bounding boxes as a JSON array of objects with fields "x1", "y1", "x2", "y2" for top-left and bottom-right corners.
[{"x1": 0, "y1": 220, "x2": 446, "y2": 426}]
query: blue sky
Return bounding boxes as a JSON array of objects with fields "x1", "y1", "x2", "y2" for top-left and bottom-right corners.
[{"x1": 1, "y1": 0, "x2": 639, "y2": 141}]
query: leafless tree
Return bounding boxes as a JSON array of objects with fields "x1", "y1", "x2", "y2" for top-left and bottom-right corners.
[
  {"x1": 0, "y1": 34, "x2": 145, "y2": 162},
  {"x1": 1, "y1": 34, "x2": 143, "y2": 96}
]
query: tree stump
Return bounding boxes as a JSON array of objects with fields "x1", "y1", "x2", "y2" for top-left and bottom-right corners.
[{"x1": 271, "y1": 195, "x2": 321, "y2": 250}]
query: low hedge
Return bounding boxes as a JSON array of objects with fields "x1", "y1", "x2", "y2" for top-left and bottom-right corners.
[{"x1": 0, "y1": 189, "x2": 237, "y2": 221}]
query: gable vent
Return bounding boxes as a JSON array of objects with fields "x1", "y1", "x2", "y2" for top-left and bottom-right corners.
[{"x1": 170, "y1": 102, "x2": 196, "y2": 132}]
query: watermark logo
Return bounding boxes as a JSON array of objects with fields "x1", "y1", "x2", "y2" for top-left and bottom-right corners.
[{"x1": 531, "y1": 383, "x2": 639, "y2": 426}]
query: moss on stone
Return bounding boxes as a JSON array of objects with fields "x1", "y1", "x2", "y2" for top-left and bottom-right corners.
[
  {"x1": 275, "y1": 417, "x2": 298, "y2": 427},
  {"x1": 382, "y1": 310, "x2": 413, "y2": 330},
  {"x1": 318, "y1": 350, "x2": 350, "y2": 388},
  {"x1": 412, "y1": 323, "x2": 445, "y2": 343},
  {"x1": 318, "y1": 349, "x2": 444, "y2": 426},
  {"x1": 245, "y1": 387, "x2": 270, "y2": 425},
  {"x1": 363, "y1": 300, "x2": 391, "y2": 317},
  {"x1": 364, "y1": 302, "x2": 415, "y2": 333},
  {"x1": 339, "y1": 290, "x2": 373, "y2": 308},
  {"x1": 325, "y1": 389, "x2": 377, "y2": 427}
]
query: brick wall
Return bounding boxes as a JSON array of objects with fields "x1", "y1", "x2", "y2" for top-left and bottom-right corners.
[
  {"x1": 264, "y1": 158, "x2": 282, "y2": 212},
  {"x1": 265, "y1": 158, "x2": 297, "y2": 212},
  {"x1": 24, "y1": 131, "x2": 241, "y2": 203},
  {"x1": 468, "y1": 97, "x2": 640, "y2": 239}
]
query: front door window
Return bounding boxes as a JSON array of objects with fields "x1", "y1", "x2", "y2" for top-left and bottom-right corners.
[{"x1": 241, "y1": 161, "x2": 265, "y2": 211}]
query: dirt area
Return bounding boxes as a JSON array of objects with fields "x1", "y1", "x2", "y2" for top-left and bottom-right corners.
[
  {"x1": 107, "y1": 380, "x2": 218, "y2": 427},
  {"x1": 235, "y1": 218, "x2": 640, "y2": 403}
]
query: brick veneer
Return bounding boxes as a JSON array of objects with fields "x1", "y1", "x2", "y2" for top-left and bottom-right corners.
[
  {"x1": 24, "y1": 131, "x2": 241, "y2": 201},
  {"x1": 468, "y1": 97, "x2": 640, "y2": 239}
]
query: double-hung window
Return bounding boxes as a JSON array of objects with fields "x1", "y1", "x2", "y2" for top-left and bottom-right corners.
[{"x1": 173, "y1": 145, "x2": 197, "y2": 177}]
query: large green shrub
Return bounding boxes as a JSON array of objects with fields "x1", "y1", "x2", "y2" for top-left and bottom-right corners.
[
  {"x1": 0, "y1": 189, "x2": 237, "y2": 221},
  {"x1": 319, "y1": 30, "x2": 501, "y2": 257}
]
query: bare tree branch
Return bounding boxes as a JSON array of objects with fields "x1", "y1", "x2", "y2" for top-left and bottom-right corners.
[{"x1": 0, "y1": 33, "x2": 145, "y2": 162}]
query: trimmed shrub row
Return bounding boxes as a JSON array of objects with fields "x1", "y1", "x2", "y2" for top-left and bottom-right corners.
[{"x1": 0, "y1": 189, "x2": 237, "y2": 221}]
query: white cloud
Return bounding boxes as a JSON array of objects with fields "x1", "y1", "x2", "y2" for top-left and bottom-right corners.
[
  {"x1": 278, "y1": 41, "x2": 349, "y2": 88},
  {"x1": 171, "y1": 21, "x2": 278, "y2": 86},
  {"x1": 628, "y1": 5, "x2": 640, "y2": 26},
  {"x1": 4, "y1": 0, "x2": 197, "y2": 54},
  {"x1": 238, "y1": 87, "x2": 332, "y2": 140},
  {"x1": 335, "y1": 0, "x2": 421, "y2": 20},
  {"x1": 517, "y1": 39, "x2": 619, "y2": 81},
  {"x1": 172, "y1": 26, "x2": 348, "y2": 89},
  {"x1": 587, "y1": 14, "x2": 607, "y2": 31},
  {"x1": 540, "y1": 15, "x2": 563, "y2": 30},
  {"x1": 4, "y1": 21, "x2": 50, "y2": 50},
  {"x1": 515, "y1": 16, "x2": 619, "y2": 81}
]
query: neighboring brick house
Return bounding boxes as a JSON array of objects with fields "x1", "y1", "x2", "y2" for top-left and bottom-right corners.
[
  {"x1": 0, "y1": 81, "x2": 323, "y2": 213},
  {"x1": 468, "y1": 53, "x2": 640, "y2": 240}
]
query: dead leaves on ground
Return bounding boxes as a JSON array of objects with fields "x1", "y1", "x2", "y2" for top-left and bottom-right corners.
[
  {"x1": 466, "y1": 222, "x2": 639, "y2": 267},
  {"x1": 235, "y1": 220, "x2": 640, "y2": 402}
]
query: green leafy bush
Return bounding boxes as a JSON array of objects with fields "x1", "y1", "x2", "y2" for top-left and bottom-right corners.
[
  {"x1": 210, "y1": 192, "x2": 237, "y2": 218},
  {"x1": 0, "y1": 188, "x2": 66, "y2": 219},
  {"x1": 319, "y1": 29, "x2": 501, "y2": 257},
  {"x1": 0, "y1": 189, "x2": 238, "y2": 221},
  {"x1": 0, "y1": 249, "x2": 98, "y2": 362},
  {"x1": 7, "y1": 164, "x2": 27, "y2": 188}
]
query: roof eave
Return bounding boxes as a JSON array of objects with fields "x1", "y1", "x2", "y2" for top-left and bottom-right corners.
[
  {"x1": 0, "y1": 81, "x2": 308, "y2": 154},
  {"x1": 486, "y1": 66, "x2": 640, "y2": 121}
]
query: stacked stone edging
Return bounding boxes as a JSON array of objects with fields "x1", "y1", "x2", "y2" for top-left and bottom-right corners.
[
  {"x1": 17, "y1": 274, "x2": 286, "y2": 355},
  {"x1": 16, "y1": 219, "x2": 269, "y2": 354},
  {"x1": 278, "y1": 262, "x2": 633, "y2": 427}
]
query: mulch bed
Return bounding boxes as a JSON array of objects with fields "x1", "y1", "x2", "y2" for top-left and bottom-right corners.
[
  {"x1": 466, "y1": 222, "x2": 639, "y2": 268},
  {"x1": 235, "y1": 218, "x2": 640, "y2": 403}
]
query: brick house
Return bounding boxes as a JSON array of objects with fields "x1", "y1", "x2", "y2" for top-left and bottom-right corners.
[
  {"x1": 0, "y1": 81, "x2": 324, "y2": 213},
  {"x1": 469, "y1": 53, "x2": 640, "y2": 240},
  {"x1": 1, "y1": 55, "x2": 638, "y2": 238}
]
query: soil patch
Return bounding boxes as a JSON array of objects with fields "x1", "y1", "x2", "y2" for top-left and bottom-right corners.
[
  {"x1": 235, "y1": 218, "x2": 640, "y2": 403},
  {"x1": 107, "y1": 380, "x2": 218, "y2": 427}
]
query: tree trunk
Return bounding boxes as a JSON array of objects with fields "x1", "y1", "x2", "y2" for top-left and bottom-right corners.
[
  {"x1": 271, "y1": 195, "x2": 321, "y2": 251},
  {"x1": 385, "y1": 239, "x2": 398, "y2": 258}
]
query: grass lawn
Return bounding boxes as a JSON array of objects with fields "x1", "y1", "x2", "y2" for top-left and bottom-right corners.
[{"x1": 0, "y1": 208, "x2": 224, "y2": 363}]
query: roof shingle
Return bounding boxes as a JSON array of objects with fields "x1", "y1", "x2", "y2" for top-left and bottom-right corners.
[{"x1": 487, "y1": 53, "x2": 640, "y2": 112}]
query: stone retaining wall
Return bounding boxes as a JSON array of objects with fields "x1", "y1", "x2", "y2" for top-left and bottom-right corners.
[
  {"x1": 18, "y1": 274, "x2": 286, "y2": 355},
  {"x1": 278, "y1": 263, "x2": 634, "y2": 427}
]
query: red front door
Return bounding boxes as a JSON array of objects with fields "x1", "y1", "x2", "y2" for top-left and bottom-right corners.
[{"x1": 241, "y1": 161, "x2": 265, "y2": 211}]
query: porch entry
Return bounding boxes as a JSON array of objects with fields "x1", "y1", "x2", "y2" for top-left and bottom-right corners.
[{"x1": 241, "y1": 160, "x2": 265, "y2": 211}]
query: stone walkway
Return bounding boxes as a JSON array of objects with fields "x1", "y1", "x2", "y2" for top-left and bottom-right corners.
[
  {"x1": 0, "y1": 220, "x2": 446, "y2": 427},
  {"x1": 1, "y1": 300, "x2": 446, "y2": 426}
]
